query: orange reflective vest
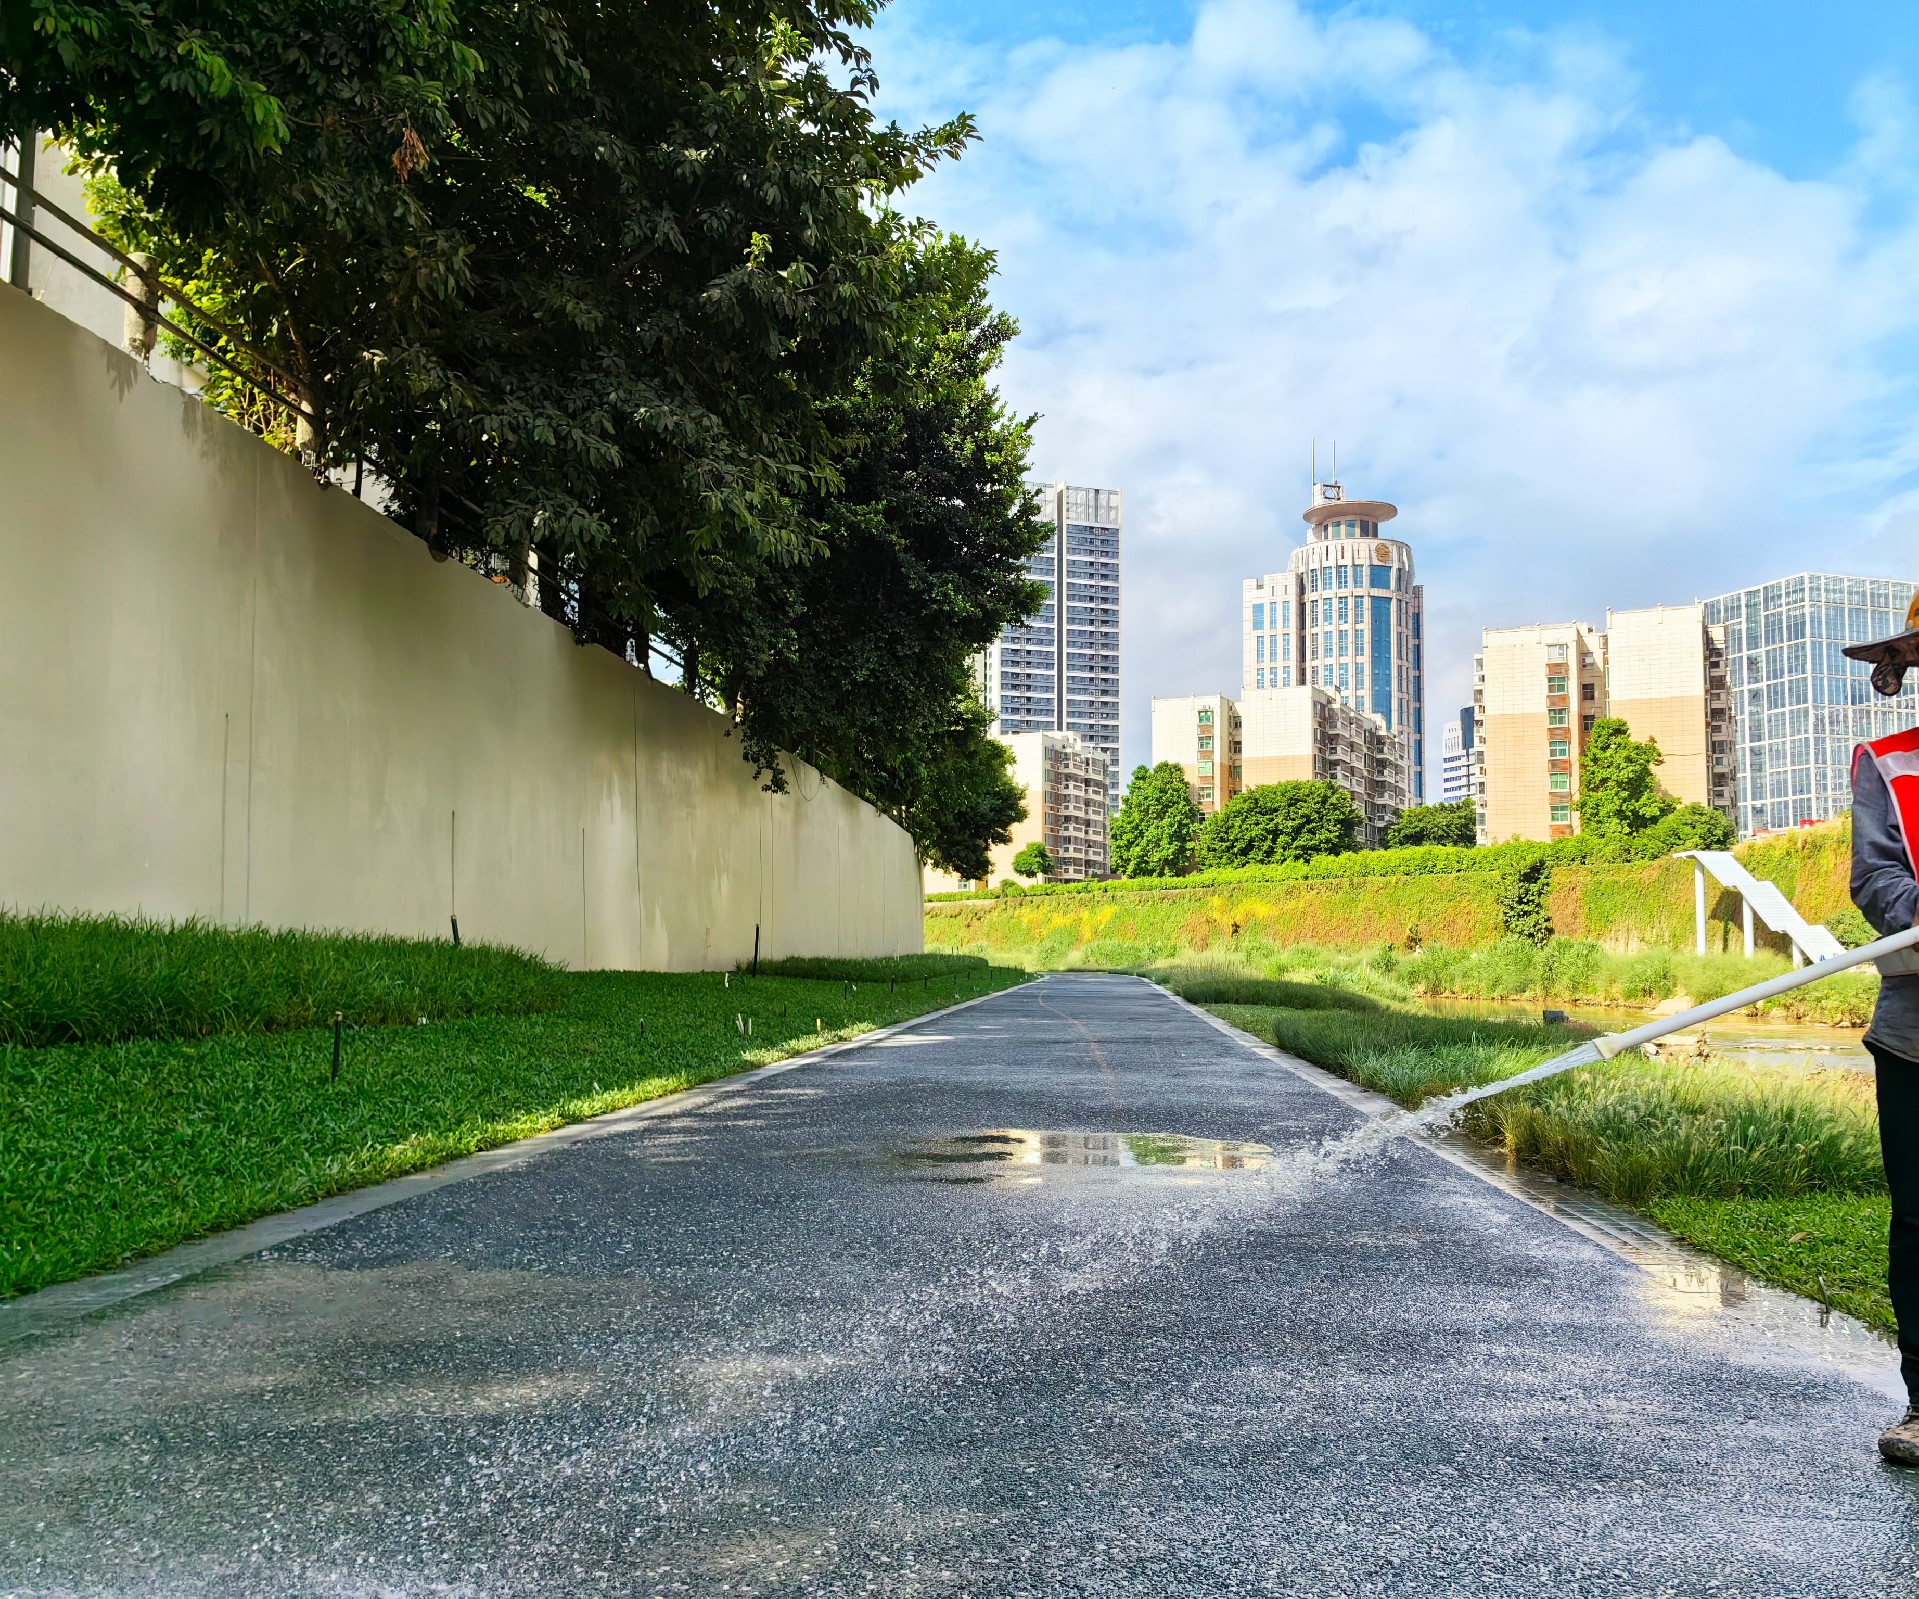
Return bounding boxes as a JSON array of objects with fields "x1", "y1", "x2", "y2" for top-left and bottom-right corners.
[{"x1": 1853, "y1": 727, "x2": 1919, "y2": 974}]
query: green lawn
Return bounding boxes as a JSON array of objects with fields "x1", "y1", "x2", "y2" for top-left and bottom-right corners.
[
  {"x1": 0, "y1": 911, "x2": 565, "y2": 1046},
  {"x1": 1194, "y1": 990, "x2": 1894, "y2": 1334},
  {"x1": 1, "y1": 939, "x2": 1024, "y2": 1300}
]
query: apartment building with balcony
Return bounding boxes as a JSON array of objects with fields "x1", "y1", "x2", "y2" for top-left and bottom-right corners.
[
  {"x1": 1473, "y1": 605, "x2": 1734, "y2": 843},
  {"x1": 1152, "y1": 686, "x2": 1408, "y2": 848},
  {"x1": 1440, "y1": 709, "x2": 1476, "y2": 805},
  {"x1": 1148, "y1": 694, "x2": 1242, "y2": 814},
  {"x1": 922, "y1": 729, "x2": 1109, "y2": 891},
  {"x1": 979, "y1": 483, "x2": 1121, "y2": 809}
]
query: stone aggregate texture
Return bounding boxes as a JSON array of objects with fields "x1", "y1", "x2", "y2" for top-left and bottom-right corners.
[{"x1": 3, "y1": 973, "x2": 1918, "y2": 1596}]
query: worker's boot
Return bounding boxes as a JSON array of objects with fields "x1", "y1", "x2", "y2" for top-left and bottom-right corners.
[{"x1": 1879, "y1": 1406, "x2": 1919, "y2": 1466}]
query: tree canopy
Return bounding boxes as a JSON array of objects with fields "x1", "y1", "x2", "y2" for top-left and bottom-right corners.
[
  {"x1": 1385, "y1": 799, "x2": 1477, "y2": 849},
  {"x1": 4, "y1": 0, "x2": 1044, "y2": 876},
  {"x1": 1109, "y1": 763, "x2": 1202, "y2": 878},
  {"x1": 1194, "y1": 781, "x2": 1363, "y2": 869},
  {"x1": 1012, "y1": 842, "x2": 1053, "y2": 880},
  {"x1": 1575, "y1": 719, "x2": 1675, "y2": 836}
]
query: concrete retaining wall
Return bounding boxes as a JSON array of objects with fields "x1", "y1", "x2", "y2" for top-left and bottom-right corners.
[{"x1": 0, "y1": 286, "x2": 923, "y2": 967}]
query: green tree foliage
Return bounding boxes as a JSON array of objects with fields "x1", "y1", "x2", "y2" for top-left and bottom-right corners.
[
  {"x1": 1497, "y1": 855, "x2": 1554, "y2": 945},
  {"x1": 3, "y1": 0, "x2": 972, "y2": 634},
  {"x1": 1109, "y1": 763, "x2": 1202, "y2": 878},
  {"x1": 1012, "y1": 842, "x2": 1053, "y2": 880},
  {"x1": 1575, "y1": 719, "x2": 1675, "y2": 836},
  {"x1": 1640, "y1": 802, "x2": 1735, "y2": 855},
  {"x1": 1385, "y1": 799, "x2": 1477, "y2": 849},
  {"x1": 1194, "y1": 781, "x2": 1363, "y2": 869},
  {"x1": 712, "y1": 233, "x2": 1046, "y2": 875}
]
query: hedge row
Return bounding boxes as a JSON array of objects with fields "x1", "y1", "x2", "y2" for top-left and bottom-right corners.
[{"x1": 925, "y1": 824, "x2": 1854, "y2": 961}]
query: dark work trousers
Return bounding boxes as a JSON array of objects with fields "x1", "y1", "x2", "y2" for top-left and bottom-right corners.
[{"x1": 1871, "y1": 1041, "x2": 1919, "y2": 1405}]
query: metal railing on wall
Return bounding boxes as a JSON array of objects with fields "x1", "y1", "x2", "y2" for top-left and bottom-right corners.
[
  {"x1": 0, "y1": 137, "x2": 699, "y2": 673},
  {"x1": 1, "y1": 135, "x2": 318, "y2": 436}
]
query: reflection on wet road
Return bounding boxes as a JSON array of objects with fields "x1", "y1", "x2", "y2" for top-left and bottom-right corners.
[{"x1": 1, "y1": 974, "x2": 1916, "y2": 1597}]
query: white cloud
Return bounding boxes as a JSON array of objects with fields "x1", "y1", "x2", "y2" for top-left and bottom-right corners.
[{"x1": 869, "y1": 0, "x2": 1919, "y2": 785}]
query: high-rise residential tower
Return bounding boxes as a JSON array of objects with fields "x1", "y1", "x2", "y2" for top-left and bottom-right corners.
[
  {"x1": 980, "y1": 483, "x2": 1122, "y2": 807},
  {"x1": 1472, "y1": 605, "x2": 1735, "y2": 844},
  {"x1": 1440, "y1": 710, "x2": 1476, "y2": 805},
  {"x1": 1702, "y1": 573, "x2": 1919, "y2": 835},
  {"x1": 1241, "y1": 480, "x2": 1425, "y2": 803}
]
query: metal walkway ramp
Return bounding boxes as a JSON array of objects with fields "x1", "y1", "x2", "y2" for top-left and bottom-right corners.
[{"x1": 1677, "y1": 849, "x2": 1845, "y2": 964}]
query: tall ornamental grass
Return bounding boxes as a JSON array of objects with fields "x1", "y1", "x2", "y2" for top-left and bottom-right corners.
[{"x1": 1242, "y1": 1002, "x2": 1884, "y2": 1207}]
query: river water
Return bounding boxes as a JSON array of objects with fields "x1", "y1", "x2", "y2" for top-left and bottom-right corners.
[{"x1": 1414, "y1": 995, "x2": 1873, "y2": 1074}]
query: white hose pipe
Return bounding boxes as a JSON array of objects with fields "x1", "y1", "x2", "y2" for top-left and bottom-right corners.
[{"x1": 1591, "y1": 921, "x2": 1919, "y2": 1060}]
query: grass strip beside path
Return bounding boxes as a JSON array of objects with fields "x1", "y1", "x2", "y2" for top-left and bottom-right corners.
[
  {"x1": 2, "y1": 959, "x2": 1026, "y2": 1300},
  {"x1": 1198, "y1": 996, "x2": 1895, "y2": 1335},
  {"x1": 0, "y1": 912, "x2": 565, "y2": 1047}
]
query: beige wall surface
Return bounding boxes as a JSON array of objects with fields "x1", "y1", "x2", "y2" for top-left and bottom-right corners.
[{"x1": 0, "y1": 288, "x2": 922, "y2": 968}]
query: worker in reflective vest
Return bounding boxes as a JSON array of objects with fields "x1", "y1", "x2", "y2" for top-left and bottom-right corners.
[{"x1": 1846, "y1": 593, "x2": 1919, "y2": 1465}]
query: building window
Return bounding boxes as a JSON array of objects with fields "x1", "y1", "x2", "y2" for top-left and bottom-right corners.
[
  {"x1": 1549, "y1": 773, "x2": 1570, "y2": 792},
  {"x1": 1549, "y1": 739, "x2": 1570, "y2": 759},
  {"x1": 1253, "y1": 602, "x2": 1266, "y2": 631},
  {"x1": 1309, "y1": 599, "x2": 1320, "y2": 627},
  {"x1": 1581, "y1": 713, "x2": 1596, "y2": 732},
  {"x1": 1371, "y1": 564, "x2": 1390, "y2": 589},
  {"x1": 1337, "y1": 596, "x2": 1350, "y2": 625},
  {"x1": 1310, "y1": 634, "x2": 1319, "y2": 660},
  {"x1": 1548, "y1": 708, "x2": 1568, "y2": 727},
  {"x1": 1581, "y1": 682, "x2": 1595, "y2": 701},
  {"x1": 1282, "y1": 667, "x2": 1292, "y2": 687},
  {"x1": 1338, "y1": 630, "x2": 1349, "y2": 657},
  {"x1": 1198, "y1": 708, "x2": 1213, "y2": 723},
  {"x1": 1547, "y1": 674, "x2": 1567, "y2": 695},
  {"x1": 1200, "y1": 788, "x2": 1213, "y2": 802},
  {"x1": 1198, "y1": 735, "x2": 1212, "y2": 750},
  {"x1": 1338, "y1": 663, "x2": 1350, "y2": 689},
  {"x1": 1256, "y1": 635, "x2": 1266, "y2": 664},
  {"x1": 1281, "y1": 632, "x2": 1291, "y2": 661},
  {"x1": 1308, "y1": 570, "x2": 1319, "y2": 594},
  {"x1": 1282, "y1": 601, "x2": 1292, "y2": 627},
  {"x1": 1198, "y1": 761, "x2": 1213, "y2": 777},
  {"x1": 1550, "y1": 803, "x2": 1572, "y2": 823},
  {"x1": 1337, "y1": 564, "x2": 1349, "y2": 588}
]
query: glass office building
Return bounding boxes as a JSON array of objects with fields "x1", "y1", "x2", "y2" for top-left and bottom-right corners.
[
  {"x1": 981, "y1": 483, "x2": 1122, "y2": 808},
  {"x1": 1702, "y1": 573, "x2": 1919, "y2": 836}
]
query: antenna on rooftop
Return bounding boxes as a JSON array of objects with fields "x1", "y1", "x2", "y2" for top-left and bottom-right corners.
[
  {"x1": 1311, "y1": 438, "x2": 1317, "y2": 486},
  {"x1": 1331, "y1": 440, "x2": 1338, "y2": 484}
]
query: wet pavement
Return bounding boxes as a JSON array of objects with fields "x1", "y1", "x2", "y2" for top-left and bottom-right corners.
[{"x1": 3, "y1": 972, "x2": 1918, "y2": 1596}]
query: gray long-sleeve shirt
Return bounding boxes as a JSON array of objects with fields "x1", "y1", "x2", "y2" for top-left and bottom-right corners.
[{"x1": 1851, "y1": 753, "x2": 1919, "y2": 1059}]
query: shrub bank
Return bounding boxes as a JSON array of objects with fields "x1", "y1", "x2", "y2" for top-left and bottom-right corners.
[
  {"x1": 932, "y1": 815, "x2": 1859, "y2": 963},
  {"x1": 926, "y1": 874, "x2": 1507, "y2": 964}
]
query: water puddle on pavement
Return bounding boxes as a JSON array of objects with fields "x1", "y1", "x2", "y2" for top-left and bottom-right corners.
[{"x1": 899, "y1": 1130, "x2": 1270, "y2": 1184}]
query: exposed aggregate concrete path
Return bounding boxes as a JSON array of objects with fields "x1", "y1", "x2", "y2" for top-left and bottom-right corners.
[{"x1": 3, "y1": 973, "x2": 1918, "y2": 1596}]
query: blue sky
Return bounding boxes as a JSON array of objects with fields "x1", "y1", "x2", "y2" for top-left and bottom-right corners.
[{"x1": 861, "y1": 0, "x2": 1919, "y2": 787}]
